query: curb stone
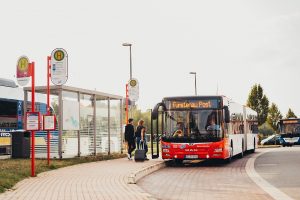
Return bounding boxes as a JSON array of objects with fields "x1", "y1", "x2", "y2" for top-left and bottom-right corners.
[{"x1": 128, "y1": 161, "x2": 167, "y2": 184}]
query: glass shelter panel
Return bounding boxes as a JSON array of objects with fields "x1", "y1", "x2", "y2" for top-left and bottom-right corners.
[
  {"x1": 110, "y1": 100, "x2": 121, "y2": 153},
  {"x1": 80, "y1": 94, "x2": 94, "y2": 156},
  {"x1": 96, "y1": 99, "x2": 108, "y2": 153},
  {"x1": 61, "y1": 91, "x2": 79, "y2": 158}
]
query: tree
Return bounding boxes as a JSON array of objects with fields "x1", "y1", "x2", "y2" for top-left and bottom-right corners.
[
  {"x1": 51, "y1": 99, "x2": 59, "y2": 115},
  {"x1": 258, "y1": 122, "x2": 275, "y2": 136},
  {"x1": 286, "y1": 108, "x2": 297, "y2": 119},
  {"x1": 246, "y1": 84, "x2": 269, "y2": 125},
  {"x1": 125, "y1": 105, "x2": 152, "y2": 133},
  {"x1": 267, "y1": 103, "x2": 282, "y2": 131}
]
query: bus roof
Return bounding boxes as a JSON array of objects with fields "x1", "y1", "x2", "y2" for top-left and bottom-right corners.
[{"x1": 0, "y1": 78, "x2": 18, "y2": 88}]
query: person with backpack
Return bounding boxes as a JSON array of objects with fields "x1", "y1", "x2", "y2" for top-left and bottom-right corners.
[
  {"x1": 135, "y1": 119, "x2": 149, "y2": 160},
  {"x1": 124, "y1": 118, "x2": 135, "y2": 160}
]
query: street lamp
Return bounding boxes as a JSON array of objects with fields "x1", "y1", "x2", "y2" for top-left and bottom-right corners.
[
  {"x1": 122, "y1": 43, "x2": 133, "y2": 123},
  {"x1": 122, "y1": 43, "x2": 132, "y2": 80},
  {"x1": 189, "y1": 72, "x2": 197, "y2": 96}
]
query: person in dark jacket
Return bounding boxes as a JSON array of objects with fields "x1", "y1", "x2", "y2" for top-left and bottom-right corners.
[{"x1": 125, "y1": 118, "x2": 135, "y2": 160}]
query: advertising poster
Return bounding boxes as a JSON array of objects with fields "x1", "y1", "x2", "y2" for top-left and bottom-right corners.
[{"x1": 63, "y1": 100, "x2": 79, "y2": 130}]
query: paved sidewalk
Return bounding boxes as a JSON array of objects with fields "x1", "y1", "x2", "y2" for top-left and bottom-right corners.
[
  {"x1": 0, "y1": 155, "x2": 10, "y2": 160},
  {"x1": 0, "y1": 158, "x2": 163, "y2": 200}
]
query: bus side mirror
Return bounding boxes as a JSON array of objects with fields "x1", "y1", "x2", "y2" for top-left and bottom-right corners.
[
  {"x1": 224, "y1": 106, "x2": 230, "y2": 123},
  {"x1": 152, "y1": 102, "x2": 166, "y2": 120},
  {"x1": 152, "y1": 109, "x2": 158, "y2": 120}
]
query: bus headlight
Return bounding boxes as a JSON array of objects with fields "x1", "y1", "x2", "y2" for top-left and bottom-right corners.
[
  {"x1": 163, "y1": 149, "x2": 170, "y2": 153},
  {"x1": 214, "y1": 148, "x2": 223, "y2": 153},
  {"x1": 162, "y1": 144, "x2": 171, "y2": 149}
]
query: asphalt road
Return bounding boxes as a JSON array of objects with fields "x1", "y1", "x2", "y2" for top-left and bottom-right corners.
[
  {"x1": 138, "y1": 151, "x2": 273, "y2": 200},
  {"x1": 255, "y1": 147, "x2": 300, "y2": 200}
]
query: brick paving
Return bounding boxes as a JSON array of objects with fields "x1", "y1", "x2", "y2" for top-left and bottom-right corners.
[
  {"x1": 0, "y1": 149, "x2": 283, "y2": 200},
  {"x1": 0, "y1": 158, "x2": 162, "y2": 200},
  {"x1": 138, "y1": 149, "x2": 274, "y2": 200}
]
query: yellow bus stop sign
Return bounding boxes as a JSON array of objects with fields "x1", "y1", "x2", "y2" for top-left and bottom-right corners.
[
  {"x1": 17, "y1": 57, "x2": 29, "y2": 72},
  {"x1": 16, "y1": 56, "x2": 30, "y2": 86},
  {"x1": 53, "y1": 50, "x2": 65, "y2": 61},
  {"x1": 51, "y1": 48, "x2": 68, "y2": 85}
]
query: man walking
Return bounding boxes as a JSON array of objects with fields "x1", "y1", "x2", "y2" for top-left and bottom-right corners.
[{"x1": 124, "y1": 118, "x2": 135, "y2": 160}]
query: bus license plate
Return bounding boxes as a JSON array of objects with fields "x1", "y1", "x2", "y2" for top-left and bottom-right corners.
[{"x1": 185, "y1": 155, "x2": 198, "y2": 159}]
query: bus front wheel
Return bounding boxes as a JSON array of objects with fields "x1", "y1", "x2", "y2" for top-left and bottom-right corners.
[
  {"x1": 225, "y1": 145, "x2": 233, "y2": 163},
  {"x1": 174, "y1": 159, "x2": 183, "y2": 165}
]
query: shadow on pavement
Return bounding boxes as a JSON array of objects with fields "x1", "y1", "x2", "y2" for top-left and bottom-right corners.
[{"x1": 166, "y1": 151, "x2": 256, "y2": 168}]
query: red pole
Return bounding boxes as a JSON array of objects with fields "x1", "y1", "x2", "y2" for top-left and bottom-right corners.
[
  {"x1": 47, "y1": 56, "x2": 51, "y2": 166},
  {"x1": 126, "y1": 84, "x2": 129, "y2": 124},
  {"x1": 31, "y1": 62, "x2": 35, "y2": 177}
]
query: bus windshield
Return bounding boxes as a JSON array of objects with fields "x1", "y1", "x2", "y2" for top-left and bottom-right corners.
[
  {"x1": 281, "y1": 123, "x2": 300, "y2": 134},
  {"x1": 162, "y1": 109, "x2": 223, "y2": 142}
]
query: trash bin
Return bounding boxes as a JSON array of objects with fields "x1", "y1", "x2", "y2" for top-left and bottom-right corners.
[{"x1": 11, "y1": 131, "x2": 30, "y2": 158}]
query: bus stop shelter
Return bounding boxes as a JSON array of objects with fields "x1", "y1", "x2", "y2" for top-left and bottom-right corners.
[{"x1": 23, "y1": 85, "x2": 123, "y2": 159}]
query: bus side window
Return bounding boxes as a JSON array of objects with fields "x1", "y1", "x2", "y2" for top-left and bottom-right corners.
[
  {"x1": 239, "y1": 124, "x2": 244, "y2": 134},
  {"x1": 251, "y1": 124, "x2": 258, "y2": 134},
  {"x1": 249, "y1": 124, "x2": 252, "y2": 133}
]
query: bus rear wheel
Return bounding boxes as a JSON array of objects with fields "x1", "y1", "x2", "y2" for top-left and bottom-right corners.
[
  {"x1": 239, "y1": 140, "x2": 244, "y2": 159},
  {"x1": 250, "y1": 138, "x2": 256, "y2": 153}
]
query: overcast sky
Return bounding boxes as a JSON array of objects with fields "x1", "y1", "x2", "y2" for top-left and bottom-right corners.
[{"x1": 1, "y1": 0, "x2": 300, "y2": 116}]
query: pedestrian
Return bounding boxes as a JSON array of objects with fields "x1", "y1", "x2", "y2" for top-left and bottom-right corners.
[
  {"x1": 124, "y1": 118, "x2": 136, "y2": 160},
  {"x1": 135, "y1": 119, "x2": 149, "y2": 160}
]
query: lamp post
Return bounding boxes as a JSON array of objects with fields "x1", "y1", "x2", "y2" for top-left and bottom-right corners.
[
  {"x1": 122, "y1": 43, "x2": 132, "y2": 80},
  {"x1": 189, "y1": 72, "x2": 197, "y2": 96},
  {"x1": 122, "y1": 43, "x2": 133, "y2": 123}
]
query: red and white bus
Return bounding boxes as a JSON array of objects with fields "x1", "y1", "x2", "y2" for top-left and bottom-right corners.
[{"x1": 150, "y1": 96, "x2": 258, "y2": 163}]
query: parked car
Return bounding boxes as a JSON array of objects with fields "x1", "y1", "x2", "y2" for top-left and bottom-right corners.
[{"x1": 260, "y1": 134, "x2": 281, "y2": 145}]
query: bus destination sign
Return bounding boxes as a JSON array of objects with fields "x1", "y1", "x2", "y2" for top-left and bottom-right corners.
[
  {"x1": 168, "y1": 99, "x2": 219, "y2": 109},
  {"x1": 282, "y1": 119, "x2": 300, "y2": 124}
]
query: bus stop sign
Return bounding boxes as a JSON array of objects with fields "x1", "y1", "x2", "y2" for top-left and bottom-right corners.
[
  {"x1": 128, "y1": 78, "x2": 139, "y2": 101},
  {"x1": 16, "y1": 56, "x2": 30, "y2": 86},
  {"x1": 51, "y1": 48, "x2": 68, "y2": 85}
]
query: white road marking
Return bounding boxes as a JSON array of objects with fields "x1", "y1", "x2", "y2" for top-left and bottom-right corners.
[
  {"x1": 256, "y1": 163, "x2": 278, "y2": 167},
  {"x1": 245, "y1": 150, "x2": 294, "y2": 200},
  {"x1": 259, "y1": 172, "x2": 280, "y2": 175}
]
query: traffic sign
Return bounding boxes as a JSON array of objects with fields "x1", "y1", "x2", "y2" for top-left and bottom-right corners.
[
  {"x1": 128, "y1": 78, "x2": 139, "y2": 101},
  {"x1": 50, "y1": 48, "x2": 68, "y2": 85},
  {"x1": 16, "y1": 56, "x2": 30, "y2": 86}
]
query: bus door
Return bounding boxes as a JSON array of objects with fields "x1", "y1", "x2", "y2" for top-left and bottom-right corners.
[{"x1": 151, "y1": 103, "x2": 166, "y2": 159}]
